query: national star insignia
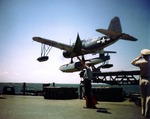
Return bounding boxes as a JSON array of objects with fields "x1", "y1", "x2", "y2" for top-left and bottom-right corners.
[{"x1": 101, "y1": 37, "x2": 106, "y2": 44}]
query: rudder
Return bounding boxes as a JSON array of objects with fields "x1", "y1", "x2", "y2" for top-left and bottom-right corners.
[{"x1": 108, "y1": 16, "x2": 122, "y2": 33}]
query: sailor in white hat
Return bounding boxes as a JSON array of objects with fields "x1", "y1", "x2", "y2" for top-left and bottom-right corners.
[
  {"x1": 131, "y1": 49, "x2": 150, "y2": 118},
  {"x1": 77, "y1": 56, "x2": 97, "y2": 108}
]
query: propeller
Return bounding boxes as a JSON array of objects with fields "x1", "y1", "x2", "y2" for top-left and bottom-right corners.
[{"x1": 73, "y1": 33, "x2": 82, "y2": 54}]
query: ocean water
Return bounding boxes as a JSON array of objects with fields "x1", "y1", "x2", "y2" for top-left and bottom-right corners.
[
  {"x1": 0, "y1": 82, "x2": 139, "y2": 95},
  {"x1": 0, "y1": 83, "x2": 79, "y2": 95}
]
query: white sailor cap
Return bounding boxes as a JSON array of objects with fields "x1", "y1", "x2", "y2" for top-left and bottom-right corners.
[{"x1": 141, "y1": 49, "x2": 150, "y2": 55}]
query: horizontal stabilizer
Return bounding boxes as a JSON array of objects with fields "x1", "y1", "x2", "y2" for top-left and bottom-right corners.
[
  {"x1": 96, "y1": 29, "x2": 137, "y2": 41},
  {"x1": 120, "y1": 33, "x2": 138, "y2": 41},
  {"x1": 96, "y1": 29, "x2": 121, "y2": 37}
]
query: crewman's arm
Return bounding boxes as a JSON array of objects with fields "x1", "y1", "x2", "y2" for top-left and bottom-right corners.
[{"x1": 131, "y1": 54, "x2": 142, "y2": 66}]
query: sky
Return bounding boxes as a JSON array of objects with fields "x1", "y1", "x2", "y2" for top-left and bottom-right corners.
[{"x1": 0, "y1": 0, "x2": 149, "y2": 84}]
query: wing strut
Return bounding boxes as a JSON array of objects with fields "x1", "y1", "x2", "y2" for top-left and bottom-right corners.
[
  {"x1": 41, "y1": 43, "x2": 52, "y2": 57},
  {"x1": 37, "y1": 44, "x2": 52, "y2": 62}
]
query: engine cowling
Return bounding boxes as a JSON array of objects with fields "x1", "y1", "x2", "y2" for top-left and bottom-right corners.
[{"x1": 63, "y1": 51, "x2": 72, "y2": 58}]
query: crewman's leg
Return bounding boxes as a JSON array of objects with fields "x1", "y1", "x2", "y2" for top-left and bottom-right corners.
[
  {"x1": 145, "y1": 96, "x2": 150, "y2": 117},
  {"x1": 145, "y1": 81, "x2": 150, "y2": 118},
  {"x1": 140, "y1": 79, "x2": 147, "y2": 115}
]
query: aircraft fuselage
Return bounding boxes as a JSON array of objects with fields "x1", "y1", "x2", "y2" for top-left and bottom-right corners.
[
  {"x1": 63, "y1": 36, "x2": 119, "y2": 58},
  {"x1": 83, "y1": 36, "x2": 112, "y2": 50}
]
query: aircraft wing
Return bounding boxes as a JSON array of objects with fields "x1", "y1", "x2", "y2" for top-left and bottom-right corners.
[{"x1": 33, "y1": 37, "x2": 73, "y2": 51}]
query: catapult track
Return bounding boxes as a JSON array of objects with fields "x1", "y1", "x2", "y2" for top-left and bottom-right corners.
[{"x1": 92, "y1": 70, "x2": 140, "y2": 85}]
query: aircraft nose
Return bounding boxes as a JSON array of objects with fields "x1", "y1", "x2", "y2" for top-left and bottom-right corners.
[{"x1": 59, "y1": 66, "x2": 63, "y2": 71}]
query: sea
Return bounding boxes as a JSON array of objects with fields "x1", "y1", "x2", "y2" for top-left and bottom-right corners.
[{"x1": 0, "y1": 82, "x2": 140, "y2": 96}]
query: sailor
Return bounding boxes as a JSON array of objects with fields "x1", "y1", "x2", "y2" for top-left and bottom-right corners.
[
  {"x1": 84, "y1": 65, "x2": 97, "y2": 108},
  {"x1": 83, "y1": 64, "x2": 96, "y2": 108},
  {"x1": 77, "y1": 56, "x2": 97, "y2": 108},
  {"x1": 131, "y1": 49, "x2": 150, "y2": 118}
]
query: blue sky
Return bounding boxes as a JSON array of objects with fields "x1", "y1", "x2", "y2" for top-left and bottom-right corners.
[{"x1": 0, "y1": 0, "x2": 149, "y2": 83}]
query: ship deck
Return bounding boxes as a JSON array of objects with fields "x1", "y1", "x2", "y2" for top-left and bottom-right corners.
[{"x1": 0, "y1": 95, "x2": 146, "y2": 119}]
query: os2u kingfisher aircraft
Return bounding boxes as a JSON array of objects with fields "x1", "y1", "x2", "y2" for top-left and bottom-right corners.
[{"x1": 33, "y1": 16, "x2": 137, "y2": 72}]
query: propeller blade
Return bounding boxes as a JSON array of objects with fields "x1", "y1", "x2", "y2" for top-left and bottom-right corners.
[{"x1": 73, "y1": 33, "x2": 82, "y2": 54}]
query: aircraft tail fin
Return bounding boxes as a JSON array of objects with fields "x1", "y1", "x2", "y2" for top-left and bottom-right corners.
[
  {"x1": 96, "y1": 16, "x2": 138, "y2": 41},
  {"x1": 108, "y1": 16, "x2": 122, "y2": 33}
]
